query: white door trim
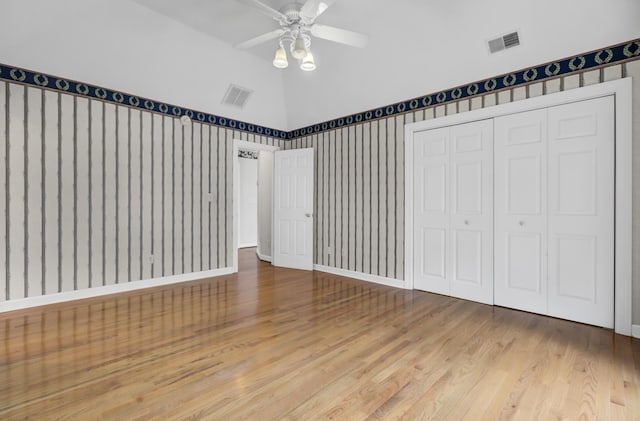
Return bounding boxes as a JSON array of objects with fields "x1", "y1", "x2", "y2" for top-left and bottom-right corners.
[
  {"x1": 404, "y1": 77, "x2": 632, "y2": 336},
  {"x1": 232, "y1": 139, "x2": 280, "y2": 273}
]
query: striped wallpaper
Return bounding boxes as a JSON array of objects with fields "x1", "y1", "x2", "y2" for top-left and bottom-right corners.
[
  {"x1": 0, "y1": 82, "x2": 281, "y2": 301},
  {"x1": 288, "y1": 62, "x2": 639, "y2": 285},
  {"x1": 1, "y1": 39, "x2": 639, "y2": 307}
]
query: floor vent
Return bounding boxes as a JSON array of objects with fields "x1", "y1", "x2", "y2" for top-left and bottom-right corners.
[
  {"x1": 488, "y1": 31, "x2": 520, "y2": 53},
  {"x1": 222, "y1": 84, "x2": 252, "y2": 109}
]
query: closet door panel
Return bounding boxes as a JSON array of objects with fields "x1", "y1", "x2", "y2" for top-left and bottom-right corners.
[
  {"x1": 547, "y1": 96, "x2": 614, "y2": 328},
  {"x1": 449, "y1": 120, "x2": 493, "y2": 305},
  {"x1": 494, "y1": 109, "x2": 547, "y2": 314},
  {"x1": 453, "y1": 230, "x2": 482, "y2": 283},
  {"x1": 413, "y1": 127, "x2": 450, "y2": 294}
]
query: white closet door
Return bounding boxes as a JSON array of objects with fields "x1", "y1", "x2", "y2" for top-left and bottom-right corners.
[
  {"x1": 413, "y1": 120, "x2": 493, "y2": 305},
  {"x1": 413, "y1": 127, "x2": 450, "y2": 295},
  {"x1": 449, "y1": 120, "x2": 494, "y2": 304},
  {"x1": 494, "y1": 109, "x2": 547, "y2": 314},
  {"x1": 547, "y1": 96, "x2": 614, "y2": 328}
]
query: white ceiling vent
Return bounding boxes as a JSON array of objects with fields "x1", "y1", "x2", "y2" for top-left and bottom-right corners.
[
  {"x1": 488, "y1": 31, "x2": 520, "y2": 54},
  {"x1": 222, "y1": 84, "x2": 252, "y2": 109}
]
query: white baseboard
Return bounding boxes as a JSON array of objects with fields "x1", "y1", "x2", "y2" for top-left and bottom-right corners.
[
  {"x1": 0, "y1": 267, "x2": 235, "y2": 313},
  {"x1": 238, "y1": 243, "x2": 258, "y2": 249},
  {"x1": 632, "y1": 324, "x2": 640, "y2": 339},
  {"x1": 314, "y1": 264, "x2": 407, "y2": 289},
  {"x1": 256, "y1": 250, "x2": 272, "y2": 262}
]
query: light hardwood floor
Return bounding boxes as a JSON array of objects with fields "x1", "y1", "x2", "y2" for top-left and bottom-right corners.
[{"x1": 1, "y1": 248, "x2": 639, "y2": 420}]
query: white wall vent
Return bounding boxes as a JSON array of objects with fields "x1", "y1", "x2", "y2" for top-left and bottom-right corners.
[
  {"x1": 488, "y1": 31, "x2": 520, "y2": 54},
  {"x1": 222, "y1": 84, "x2": 253, "y2": 109}
]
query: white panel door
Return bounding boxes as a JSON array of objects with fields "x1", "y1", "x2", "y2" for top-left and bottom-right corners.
[
  {"x1": 494, "y1": 109, "x2": 547, "y2": 314},
  {"x1": 273, "y1": 148, "x2": 314, "y2": 270},
  {"x1": 413, "y1": 120, "x2": 493, "y2": 304},
  {"x1": 449, "y1": 120, "x2": 494, "y2": 304},
  {"x1": 413, "y1": 127, "x2": 450, "y2": 294},
  {"x1": 547, "y1": 96, "x2": 614, "y2": 328}
]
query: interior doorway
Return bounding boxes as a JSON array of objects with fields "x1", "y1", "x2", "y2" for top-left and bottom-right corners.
[
  {"x1": 237, "y1": 150, "x2": 259, "y2": 249},
  {"x1": 232, "y1": 139, "x2": 280, "y2": 272}
]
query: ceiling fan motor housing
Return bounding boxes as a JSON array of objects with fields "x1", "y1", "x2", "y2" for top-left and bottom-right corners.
[
  {"x1": 280, "y1": 3, "x2": 303, "y2": 24},
  {"x1": 236, "y1": 0, "x2": 368, "y2": 71}
]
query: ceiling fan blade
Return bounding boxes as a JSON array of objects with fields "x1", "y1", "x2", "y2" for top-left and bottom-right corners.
[
  {"x1": 310, "y1": 23, "x2": 368, "y2": 48},
  {"x1": 235, "y1": 28, "x2": 286, "y2": 49},
  {"x1": 300, "y1": 0, "x2": 337, "y2": 23},
  {"x1": 237, "y1": 0, "x2": 289, "y2": 22}
]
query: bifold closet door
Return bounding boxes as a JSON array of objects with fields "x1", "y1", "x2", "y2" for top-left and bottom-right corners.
[
  {"x1": 547, "y1": 96, "x2": 614, "y2": 328},
  {"x1": 413, "y1": 126, "x2": 450, "y2": 295},
  {"x1": 414, "y1": 120, "x2": 493, "y2": 305},
  {"x1": 449, "y1": 120, "x2": 493, "y2": 304},
  {"x1": 495, "y1": 96, "x2": 614, "y2": 328},
  {"x1": 494, "y1": 109, "x2": 548, "y2": 314}
]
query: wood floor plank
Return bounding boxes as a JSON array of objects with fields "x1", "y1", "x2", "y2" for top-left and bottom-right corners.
[{"x1": 1, "y1": 248, "x2": 639, "y2": 420}]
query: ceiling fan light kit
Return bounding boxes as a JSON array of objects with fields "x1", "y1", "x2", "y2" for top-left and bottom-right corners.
[
  {"x1": 300, "y1": 51, "x2": 316, "y2": 71},
  {"x1": 273, "y1": 45, "x2": 289, "y2": 68},
  {"x1": 292, "y1": 34, "x2": 308, "y2": 59},
  {"x1": 277, "y1": 32, "x2": 315, "y2": 71},
  {"x1": 237, "y1": 0, "x2": 368, "y2": 72}
]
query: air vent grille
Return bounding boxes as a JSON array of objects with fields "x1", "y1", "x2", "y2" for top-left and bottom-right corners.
[
  {"x1": 488, "y1": 31, "x2": 520, "y2": 54},
  {"x1": 503, "y1": 32, "x2": 520, "y2": 48},
  {"x1": 488, "y1": 38, "x2": 505, "y2": 54},
  {"x1": 222, "y1": 84, "x2": 252, "y2": 109}
]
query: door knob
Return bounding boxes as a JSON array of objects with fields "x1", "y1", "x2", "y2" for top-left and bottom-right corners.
[
  {"x1": 519, "y1": 221, "x2": 525, "y2": 227},
  {"x1": 305, "y1": 213, "x2": 313, "y2": 218},
  {"x1": 464, "y1": 220, "x2": 469, "y2": 225}
]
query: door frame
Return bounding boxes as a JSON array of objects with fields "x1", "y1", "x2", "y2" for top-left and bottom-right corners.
[
  {"x1": 404, "y1": 77, "x2": 632, "y2": 336},
  {"x1": 232, "y1": 139, "x2": 280, "y2": 273}
]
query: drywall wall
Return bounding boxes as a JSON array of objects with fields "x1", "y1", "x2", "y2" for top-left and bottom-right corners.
[
  {"x1": 631, "y1": 59, "x2": 640, "y2": 325},
  {"x1": 0, "y1": 0, "x2": 288, "y2": 130},
  {"x1": 257, "y1": 151, "x2": 274, "y2": 260},
  {"x1": 238, "y1": 155, "x2": 258, "y2": 248}
]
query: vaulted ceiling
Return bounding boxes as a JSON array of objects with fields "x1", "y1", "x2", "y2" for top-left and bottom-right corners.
[{"x1": 2, "y1": 0, "x2": 639, "y2": 131}]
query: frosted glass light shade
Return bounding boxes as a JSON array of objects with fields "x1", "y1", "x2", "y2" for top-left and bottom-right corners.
[
  {"x1": 300, "y1": 52, "x2": 316, "y2": 71},
  {"x1": 273, "y1": 47, "x2": 288, "y2": 69},
  {"x1": 292, "y1": 35, "x2": 307, "y2": 59}
]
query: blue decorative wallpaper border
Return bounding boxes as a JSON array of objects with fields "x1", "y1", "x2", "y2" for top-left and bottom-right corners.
[
  {"x1": 0, "y1": 64, "x2": 289, "y2": 139},
  {"x1": 288, "y1": 38, "x2": 640, "y2": 139},
  {"x1": 1, "y1": 38, "x2": 638, "y2": 141}
]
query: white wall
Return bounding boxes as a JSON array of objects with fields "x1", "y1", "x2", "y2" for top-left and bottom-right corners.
[
  {"x1": 0, "y1": 0, "x2": 289, "y2": 130},
  {"x1": 257, "y1": 151, "x2": 274, "y2": 259},
  {"x1": 238, "y1": 157, "x2": 258, "y2": 248},
  {"x1": 283, "y1": 0, "x2": 640, "y2": 128}
]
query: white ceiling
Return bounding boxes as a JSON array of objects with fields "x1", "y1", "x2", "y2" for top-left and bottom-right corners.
[
  {"x1": 131, "y1": 0, "x2": 640, "y2": 130},
  {"x1": 0, "y1": 0, "x2": 290, "y2": 130},
  {"x1": 2, "y1": 0, "x2": 639, "y2": 132},
  {"x1": 130, "y1": 0, "x2": 365, "y2": 61}
]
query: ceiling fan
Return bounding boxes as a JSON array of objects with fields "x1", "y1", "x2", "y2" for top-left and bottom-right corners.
[{"x1": 235, "y1": 0, "x2": 369, "y2": 71}]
